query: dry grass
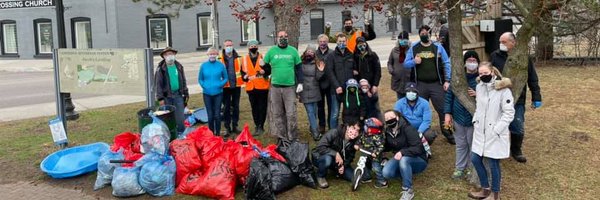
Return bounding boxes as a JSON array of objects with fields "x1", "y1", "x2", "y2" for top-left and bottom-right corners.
[{"x1": 0, "y1": 64, "x2": 598, "y2": 199}]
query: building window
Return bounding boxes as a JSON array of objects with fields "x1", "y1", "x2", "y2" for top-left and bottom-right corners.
[
  {"x1": 146, "y1": 15, "x2": 171, "y2": 49},
  {"x1": 71, "y1": 17, "x2": 92, "y2": 49},
  {"x1": 240, "y1": 20, "x2": 258, "y2": 43},
  {"x1": 197, "y1": 13, "x2": 213, "y2": 47},
  {"x1": 1, "y1": 20, "x2": 18, "y2": 55},
  {"x1": 34, "y1": 18, "x2": 53, "y2": 55}
]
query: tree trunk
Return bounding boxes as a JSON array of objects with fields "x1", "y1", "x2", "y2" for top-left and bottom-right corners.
[
  {"x1": 505, "y1": 0, "x2": 542, "y2": 101},
  {"x1": 448, "y1": 0, "x2": 476, "y2": 114},
  {"x1": 535, "y1": 9, "x2": 553, "y2": 60},
  {"x1": 273, "y1": 1, "x2": 301, "y2": 49}
]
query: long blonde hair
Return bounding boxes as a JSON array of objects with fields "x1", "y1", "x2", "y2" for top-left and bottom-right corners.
[{"x1": 479, "y1": 61, "x2": 503, "y2": 78}]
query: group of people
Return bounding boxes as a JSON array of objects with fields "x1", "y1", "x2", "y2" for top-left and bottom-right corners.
[{"x1": 154, "y1": 18, "x2": 542, "y2": 200}]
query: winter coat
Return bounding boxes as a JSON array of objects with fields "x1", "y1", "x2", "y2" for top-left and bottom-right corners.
[
  {"x1": 155, "y1": 60, "x2": 189, "y2": 101},
  {"x1": 316, "y1": 47, "x2": 332, "y2": 90},
  {"x1": 342, "y1": 89, "x2": 366, "y2": 124},
  {"x1": 472, "y1": 77, "x2": 515, "y2": 159},
  {"x1": 383, "y1": 117, "x2": 427, "y2": 161},
  {"x1": 354, "y1": 44, "x2": 381, "y2": 87},
  {"x1": 358, "y1": 133, "x2": 385, "y2": 162},
  {"x1": 312, "y1": 128, "x2": 358, "y2": 167},
  {"x1": 299, "y1": 60, "x2": 325, "y2": 103},
  {"x1": 393, "y1": 97, "x2": 432, "y2": 134},
  {"x1": 387, "y1": 46, "x2": 412, "y2": 95},
  {"x1": 403, "y1": 42, "x2": 451, "y2": 84},
  {"x1": 490, "y1": 50, "x2": 542, "y2": 105},
  {"x1": 326, "y1": 47, "x2": 355, "y2": 94},
  {"x1": 444, "y1": 72, "x2": 478, "y2": 127}
]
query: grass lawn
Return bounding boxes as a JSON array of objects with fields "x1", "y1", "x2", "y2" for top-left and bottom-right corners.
[{"x1": 0, "y1": 64, "x2": 598, "y2": 199}]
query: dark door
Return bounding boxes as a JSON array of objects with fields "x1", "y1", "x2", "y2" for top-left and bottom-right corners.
[
  {"x1": 402, "y1": 16, "x2": 412, "y2": 33},
  {"x1": 310, "y1": 9, "x2": 324, "y2": 40}
]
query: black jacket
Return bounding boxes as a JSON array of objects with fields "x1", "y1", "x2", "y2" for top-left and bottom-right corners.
[
  {"x1": 341, "y1": 90, "x2": 366, "y2": 124},
  {"x1": 312, "y1": 127, "x2": 357, "y2": 167},
  {"x1": 155, "y1": 60, "x2": 189, "y2": 101},
  {"x1": 354, "y1": 44, "x2": 381, "y2": 86},
  {"x1": 383, "y1": 117, "x2": 427, "y2": 162},
  {"x1": 326, "y1": 47, "x2": 355, "y2": 93},
  {"x1": 317, "y1": 47, "x2": 332, "y2": 90},
  {"x1": 490, "y1": 50, "x2": 542, "y2": 104}
]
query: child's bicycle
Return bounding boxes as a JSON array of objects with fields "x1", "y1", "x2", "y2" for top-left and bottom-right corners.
[{"x1": 351, "y1": 148, "x2": 373, "y2": 191}]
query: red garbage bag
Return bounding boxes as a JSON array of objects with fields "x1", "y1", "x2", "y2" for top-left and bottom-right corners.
[
  {"x1": 122, "y1": 149, "x2": 143, "y2": 168},
  {"x1": 234, "y1": 124, "x2": 262, "y2": 148},
  {"x1": 264, "y1": 144, "x2": 286, "y2": 163},
  {"x1": 186, "y1": 126, "x2": 214, "y2": 141},
  {"x1": 111, "y1": 132, "x2": 142, "y2": 153},
  {"x1": 197, "y1": 135, "x2": 224, "y2": 165},
  {"x1": 170, "y1": 139, "x2": 203, "y2": 185},
  {"x1": 224, "y1": 141, "x2": 260, "y2": 183},
  {"x1": 176, "y1": 151, "x2": 237, "y2": 200}
]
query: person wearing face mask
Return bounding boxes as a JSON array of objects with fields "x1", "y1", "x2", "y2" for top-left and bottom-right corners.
[
  {"x1": 240, "y1": 40, "x2": 270, "y2": 136},
  {"x1": 393, "y1": 82, "x2": 437, "y2": 149},
  {"x1": 468, "y1": 62, "x2": 514, "y2": 200},
  {"x1": 325, "y1": 33, "x2": 355, "y2": 130},
  {"x1": 341, "y1": 79, "x2": 366, "y2": 125},
  {"x1": 353, "y1": 37, "x2": 382, "y2": 119},
  {"x1": 155, "y1": 47, "x2": 189, "y2": 135},
  {"x1": 443, "y1": 50, "x2": 480, "y2": 180},
  {"x1": 359, "y1": 79, "x2": 380, "y2": 119},
  {"x1": 261, "y1": 31, "x2": 304, "y2": 144},
  {"x1": 299, "y1": 45, "x2": 326, "y2": 141},
  {"x1": 219, "y1": 39, "x2": 243, "y2": 137},
  {"x1": 324, "y1": 18, "x2": 376, "y2": 53},
  {"x1": 311, "y1": 120, "x2": 361, "y2": 188},
  {"x1": 490, "y1": 32, "x2": 542, "y2": 163},
  {"x1": 381, "y1": 110, "x2": 429, "y2": 200},
  {"x1": 316, "y1": 34, "x2": 334, "y2": 134},
  {"x1": 404, "y1": 25, "x2": 455, "y2": 145},
  {"x1": 198, "y1": 47, "x2": 228, "y2": 135},
  {"x1": 388, "y1": 31, "x2": 413, "y2": 100}
]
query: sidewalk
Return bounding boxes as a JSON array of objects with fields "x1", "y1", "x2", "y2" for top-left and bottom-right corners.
[{"x1": 0, "y1": 36, "x2": 416, "y2": 122}]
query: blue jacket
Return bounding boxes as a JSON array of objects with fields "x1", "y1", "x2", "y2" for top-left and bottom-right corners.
[
  {"x1": 403, "y1": 41, "x2": 451, "y2": 83},
  {"x1": 198, "y1": 60, "x2": 228, "y2": 96},
  {"x1": 444, "y1": 72, "x2": 478, "y2": 127},
  {"x1": 394, "y1": 97, "x2": 431, "y2": 133}
]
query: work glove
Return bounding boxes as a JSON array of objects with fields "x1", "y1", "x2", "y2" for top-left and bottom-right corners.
[
  {"x1": 296, "y1": 83, "x2": 303, "y2": 93},
  {"x1": 532, "y1": 101, "x2": 542, "y2": 109}
]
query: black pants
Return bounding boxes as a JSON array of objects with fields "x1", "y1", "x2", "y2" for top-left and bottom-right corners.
[
  {"x1": 416, "y1": 81, "x2": 452, "y2": 139},
  {"x1": 317, "y1": 87, "x2": 333, "y2": 129},
  {"x1": 222, "y1": 87, "x2": 241, "y2": 130},
  {"x1": 247, "y1": 89, "x2": 269, "y2": 128}
]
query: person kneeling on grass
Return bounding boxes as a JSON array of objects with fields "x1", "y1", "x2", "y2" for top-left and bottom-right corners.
[
  {"x1": 311, "y1": 120, "x2": 361, "y2": 188},
  {"x1": 381, "y1": 110, "x2": 429, "y2": 200},
  {"x1": 353, "y1": 117, "x2": 387, "y2": 188}
]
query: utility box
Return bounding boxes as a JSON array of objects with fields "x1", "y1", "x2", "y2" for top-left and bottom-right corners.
[{"x1": 480, "y1": 20, "x2": 495, "y2": 32}]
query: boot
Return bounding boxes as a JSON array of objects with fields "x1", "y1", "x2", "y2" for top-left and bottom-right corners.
[
  {"x1": 468, "y1": 187, "x2": 491, "y2": 199},
  {"x1": 441, "y1": 125, "x2": 456, "y2": 145},
  {"x1": 511, "y1": 134, "x2": 527, "y2": 163},
  {"x1": 483, "y1": 192, "x2": 499, "y2": 200},
  {"x1": 310, "y1": 128, "x2": 321, "y2": 141},
  {"x1": 318, "y1": 125, "x2": 326, "y2": 134}
]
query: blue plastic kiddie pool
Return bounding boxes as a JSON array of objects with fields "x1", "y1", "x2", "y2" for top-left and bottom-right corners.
[{"x1": 40, "y1": 142, "x2": 110, "y2": 179}]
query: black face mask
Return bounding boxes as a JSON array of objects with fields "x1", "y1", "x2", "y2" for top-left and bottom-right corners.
[
  {"x1": 420, "y1": 35, "x2": 429, "y2": 43},
  {"x1": 480, "y1": 74, "x2": 493, "y2": 83},
  {"x1": 344, "y1": 26, "x2": 353, "y2": 32},
  {"x1": 278, "y1": 38, "x2": 288, "y2": 48},
  {"x1": 385, "y1": 118, "x2": 398, "y2": 127},
  {"x1": 249, "y1": 48, "x2": 258, "y2": 54}
]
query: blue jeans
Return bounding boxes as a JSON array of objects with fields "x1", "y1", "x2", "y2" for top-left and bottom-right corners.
[
  {"x1": 304, "y1": 102, "x2": 318, "y2": 131},
  {"x1": 509, "y1": 103, "x2": 525, "y2": 135},
  {"x1": 203, "y1": 93, "x2": 223, "y2": 135},
  {"x1": 329, "y1": 94, "x2": 340, "y2": 129},
  {"x1": 165, "y1": 94, "x2": 185, "y2": 134},
  {"x1": 313, "y1": 154, "x2": 354, "y2": 181},
  {"x1": 363, "y1": 159, "x2": 386, "y2": 184},
  {"x1": 471, "y1": 153, "x2": 501, "y2": 192},
  {"x1": 382, "y1": 156, "x2": 428, "y2": 189}
]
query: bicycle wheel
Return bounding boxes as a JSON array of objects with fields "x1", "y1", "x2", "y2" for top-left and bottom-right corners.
[{"x1": 351, "y1": 168, "x2": 363, "y2": 191}]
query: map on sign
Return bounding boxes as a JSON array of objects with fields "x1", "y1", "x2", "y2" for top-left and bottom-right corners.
[{"x1": 58, "y1": 49, "x2": 147, "y2": 96}]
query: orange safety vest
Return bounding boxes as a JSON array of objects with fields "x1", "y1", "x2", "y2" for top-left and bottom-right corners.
[
  {"x1": 346, "y1": 30, "x2": 363, "y2": 53},
  {"x1": 242, "y1": 54, "x2": 270, "y2": 91},
  {"x1": 220, "y1": 53, "x2": 244, "y2": 88}
]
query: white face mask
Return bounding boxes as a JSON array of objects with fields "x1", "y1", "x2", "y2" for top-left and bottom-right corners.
[
  {"x1": 465, "y1": 62, "x2": 478, "y2": 71},
  {"x1": 406, "y1": 92, "x2": 418, "y2": 101},
  {"x1": 361, "y1": 88, "x2": 369, "y2": 93},
  {"x1": 499, "y1": 43, "x2": 508, "y2": 52},
  {"x1": 165, "y1": 55, "x2": 176, "y2": 64}
]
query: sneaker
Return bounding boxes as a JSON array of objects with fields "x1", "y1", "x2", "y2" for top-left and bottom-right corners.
[
  {"x1": 317, "y1": 177, "x2": 329, "y2": 188},
  {"x1": 374, "y1": 181, "x2": 388, "y2": 188},
  {"x1": 468, "y1": 187, "x2": 491, "y2": 199},
  {"x1": 452, "y1": 169, "x2": 466, "y2": 179},
  {"x1": 400, "y1": 188, "x2": 414, "y2": 200},
  {"x1": 360, "y1": 178, "x2": 372, "y2": 184}
]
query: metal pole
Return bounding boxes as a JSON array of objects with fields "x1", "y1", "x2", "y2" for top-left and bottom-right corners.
[
  {"x1": 145, "y1": 48, "x2": 155, "y2": 108},
  {"x1": 56, "y1": 0, "x2": 79, "y2": 120},
  {"x1": 53, "y1": 49, "x2": 67, "y2": 147},
  {"x1": 211, "y1": 0, "x2": 219, "y2": 49}
]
